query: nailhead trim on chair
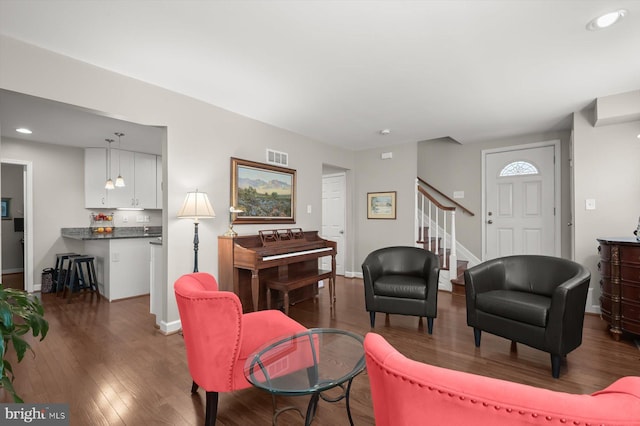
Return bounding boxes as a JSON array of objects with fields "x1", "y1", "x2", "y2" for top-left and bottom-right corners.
[{"x1": 374, "y1": 365, "x2": 604, "y2": 425}]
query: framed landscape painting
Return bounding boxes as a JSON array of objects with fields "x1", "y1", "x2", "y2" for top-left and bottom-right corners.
[
  {"x1": 367, "y1": 191, "x2": 396, "y2": 219},
  {"x1": 230, "y1": 157, "x2": 296, "y2": 224}
]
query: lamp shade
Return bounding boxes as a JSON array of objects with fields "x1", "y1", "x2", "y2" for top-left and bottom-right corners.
[{"x1": 177, "y1": 190, "x2": 216, "y2": 221}]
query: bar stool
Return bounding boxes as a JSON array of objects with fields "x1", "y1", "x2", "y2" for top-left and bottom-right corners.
[
  {"x1": 62, "y1": 256, "x2": 100, "y2": 303},
  {"x1": 54, "y1": 253, "x2": 81, "y2": 296}
]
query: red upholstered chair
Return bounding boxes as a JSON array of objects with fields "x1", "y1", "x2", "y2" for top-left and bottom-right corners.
[
  {"x1": 364, "y1": 332, "x2": 640, "y2": 426},
  {"x1": 174, "y1": 272, "x2": 307, "y2": 425}
]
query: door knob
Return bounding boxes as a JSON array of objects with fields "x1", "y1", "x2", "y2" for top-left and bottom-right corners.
[{"x1": 487, "y1": 220, "x2": 493, "y2": 224}]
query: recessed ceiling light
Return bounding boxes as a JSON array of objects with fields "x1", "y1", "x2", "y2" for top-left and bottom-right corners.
[
  {"x1": 16, "y1": 127, "x2": 32, "y2": 134},
  {"x1": 379, "y1": 129, "x2": 391, "y2": 136},
  {"x1": 587, "y1": 9, "x2": 627, "y2": 30}
]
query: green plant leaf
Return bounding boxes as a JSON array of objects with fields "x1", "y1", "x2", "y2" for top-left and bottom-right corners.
[
  {"x1": 0, "y1": 300, "x2": 14, "y2": 328},
  {"x1": 1, "y1": 375, "x2": 23, "y2": 403},
  {"x1": 11, "y1": 334, "x2": 30, "y2": 362},
  {"x1": 0, "y1": 284, "x2": 48, "y2": 402}
]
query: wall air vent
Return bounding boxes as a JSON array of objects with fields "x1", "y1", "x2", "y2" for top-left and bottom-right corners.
[{"x1": 266, "y1": 149, "x2": 288, "y2": 166}]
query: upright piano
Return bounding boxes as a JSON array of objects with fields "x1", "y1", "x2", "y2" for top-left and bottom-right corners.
[{"x1": 218, "y1": 228, "x2": 337, "y2": 312}]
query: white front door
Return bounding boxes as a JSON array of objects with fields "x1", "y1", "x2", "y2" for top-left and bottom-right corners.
[
  {"x1": 484, "y1": 143, "x2": 558, "y2": 260},
  {"x1": 322, "y1": 173, "x2": 346, "y2": 275}
]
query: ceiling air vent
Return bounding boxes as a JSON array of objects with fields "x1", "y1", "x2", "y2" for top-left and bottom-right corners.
[{"x1": 266, "y1": 149, "x2": 288, "y2": 166}]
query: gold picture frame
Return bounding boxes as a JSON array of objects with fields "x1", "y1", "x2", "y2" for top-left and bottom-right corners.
[
  {"x1": 230, "y1": 157, "x2": 296, "y2": 224},
  {"x1": 367, "y1": 191, "x2": 396, "y2": 219}
]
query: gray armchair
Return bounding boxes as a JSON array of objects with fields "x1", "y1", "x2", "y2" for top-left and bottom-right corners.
[
  {"x1": 464, "y1": 255, "x2": 591, "y2": 378},
  {"x1": 362, "y1": 246, "x2": 440, "y2": 334}
]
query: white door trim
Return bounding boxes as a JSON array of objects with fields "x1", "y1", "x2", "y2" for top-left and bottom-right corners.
[
  {"x1": 1, "y1": 158, "x2": 34, "y2": 293},
  {"x1": 481, "y1": 140, "x2": 561, "y2": 261}
]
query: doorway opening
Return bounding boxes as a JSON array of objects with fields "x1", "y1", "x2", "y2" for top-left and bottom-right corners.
[{"x1": 1, "y1": 160, "x2": 32, "y2": 291}]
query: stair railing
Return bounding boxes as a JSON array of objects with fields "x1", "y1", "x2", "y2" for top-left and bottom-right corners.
[{"x1": 415, "y1": 179, "x2": 459, "y2": 272}]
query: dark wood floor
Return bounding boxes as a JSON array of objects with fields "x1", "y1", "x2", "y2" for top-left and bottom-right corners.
[
  {"x1": 1, "y1": 276, "x2": 639, "y2": 425},
  {"x1": 1, "y1": 272, "x2": 24, "y2": 290}
]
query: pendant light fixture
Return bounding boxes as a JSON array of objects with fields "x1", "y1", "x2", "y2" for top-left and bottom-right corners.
[
  {"x1": 104, "y1": 138, "x2": 115, "y2": 190},
  {"x1": 114, "y1": 132, "x2": 126, "y2": 187}
]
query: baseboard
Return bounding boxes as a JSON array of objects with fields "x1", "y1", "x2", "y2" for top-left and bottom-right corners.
[
  {"x1": 2, "y1": 268, "x2": 24, "y2": 274},
  {"x1": 438, "y1": 270, "x2": 453, "y2": 292},
  {"x1": 160, "y1": 319, "x2": 182, "y2": 335},
  {"x1": 346, "y1": 271, "x2": 363, "y2": 279},
  {"x1": 585, "y1": 287, "x2": 601, "y2": 314}
]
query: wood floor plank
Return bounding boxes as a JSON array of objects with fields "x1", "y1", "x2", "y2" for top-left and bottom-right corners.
[{"x1": 1, "y1": 276, "x2": 638, "y2": 425}]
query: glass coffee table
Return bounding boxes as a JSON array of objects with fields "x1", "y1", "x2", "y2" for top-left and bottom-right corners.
[{"x1": 244, "y1": 328, "x2": 365, "y2": 425}]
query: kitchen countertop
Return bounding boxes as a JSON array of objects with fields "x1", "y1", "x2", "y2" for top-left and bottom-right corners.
[{"x1": 61, "y1": 226, "x2": 162, "y2": 240}]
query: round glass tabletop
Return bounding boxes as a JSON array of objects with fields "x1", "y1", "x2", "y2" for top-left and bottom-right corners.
[{"x1": 244, "y1": 328, "x2": 365, "y2": 396}]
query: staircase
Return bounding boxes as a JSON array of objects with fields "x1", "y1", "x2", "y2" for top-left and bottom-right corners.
[
  {"x1": 417, "y1": 227, "x2": 468, "y2": 295},
  {"x1": 415, "y1": 178, "x2": 475, "y2": 295}
]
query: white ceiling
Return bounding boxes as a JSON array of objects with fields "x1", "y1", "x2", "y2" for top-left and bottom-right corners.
[{"x1": 1, "y1": 1, "x2": 639, "y2": 152}]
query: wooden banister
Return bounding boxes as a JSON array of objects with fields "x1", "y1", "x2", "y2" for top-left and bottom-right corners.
[
  {"x1": 417, "y1": 177, "x2": 475, "y2": 216},
  {"x1": 417, "y1": 186, "x2": 455, "y2": 212}
]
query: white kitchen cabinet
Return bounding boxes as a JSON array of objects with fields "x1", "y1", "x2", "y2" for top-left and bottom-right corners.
[
  {"x1": 149, "y1": 241, "x2": 163, "y2": 327},
  {"x1": 84, "y1": 237, "x2": 155, "y2": 301},
  {"x1": 156, "y1": 155, "x2": 163, "y2": 209},
  {"x1": 84, "y1": 148, "x2": 108, "y2": 208},
  {"x1": 85, "y1": 148, "x2": 158, "y2": 209},
  {"x1": 134, "y1": 152, "x2": 157, "y2": 209},
  {"x1": 107, "y1": 149, "x2": 135, "y2": 208}
]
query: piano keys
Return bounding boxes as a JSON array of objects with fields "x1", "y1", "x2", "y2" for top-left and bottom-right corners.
[{"x1": 218, "y1": 229, "x2": 337, "y2": 312}]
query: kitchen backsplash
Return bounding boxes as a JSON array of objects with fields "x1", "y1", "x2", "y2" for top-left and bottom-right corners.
[{"x1": 86, "y1": 209, "x2": 162, "y2": 228}]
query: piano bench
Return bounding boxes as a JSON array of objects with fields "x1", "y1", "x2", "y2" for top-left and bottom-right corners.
[{"x1": 266, "y1": 269, "x2": 334, "y2": 315}]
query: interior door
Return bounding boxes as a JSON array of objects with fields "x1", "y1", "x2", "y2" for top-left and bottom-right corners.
[
  {"x1": 485, "y1": 145, "x2": 556, "y2": 259},
  {"x1": 322, "y1": 173, "x2": 345, "y2": 275}
]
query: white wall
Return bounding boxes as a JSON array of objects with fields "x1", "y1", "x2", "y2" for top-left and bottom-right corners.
[
  {"x1": 1, "y1": 163, "x2": 24, "y2": 271},
  {"x1": 1, "y1": 138, "x2": 88, "y2": 275},
  {"x1": 354, "y1": 141, "x2": 418, "y2": 270},
  {"x1": 0, "y1": 35, "x2": 355, "y2": 333},
  {"x1": 573, "y1": 100, "x2": 640, "y2": 311}
]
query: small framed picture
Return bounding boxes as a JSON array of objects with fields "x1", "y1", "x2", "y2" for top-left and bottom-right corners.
[
  {"x1": 1, "y1": 198, "x2": 10, "y2": 220},
  {"x1": 367, "y1": 191, "x2": 396, "y2": 219}
]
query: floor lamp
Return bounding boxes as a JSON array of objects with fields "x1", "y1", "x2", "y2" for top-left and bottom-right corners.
[{"x1": 177, "y1": 190, "x2": 215, "y2": 272}]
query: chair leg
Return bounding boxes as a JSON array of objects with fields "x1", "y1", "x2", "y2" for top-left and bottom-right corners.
[
  {"x1": 551, "y1": 354, "x2": 561, "y2": 379},
  {"x1": 473, "y1": 328, "x2": 481, "y2": 347},
  {"x1": 191, "y1": 381, "x2": 199, "y2": 393},
  {"x1": 369, "y1": 311, "x2": 376, "y2": 328},
  {"x1": 205, "y1": 391, "x2": 219, "y2": 426},
  {"x1": 427, "y1": 317, "x2": 434, "y2": 334}
]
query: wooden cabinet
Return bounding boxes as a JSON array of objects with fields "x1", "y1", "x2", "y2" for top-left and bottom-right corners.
[
  {"x1": 84, "y1": 148, "x2": 160, "y2": 209},
  {"x1": 84, "y1": 148, "x2": 108, "y2": 208},
  {"x1": 597, "y1": 237, "x2": 640, "y2": 340}
]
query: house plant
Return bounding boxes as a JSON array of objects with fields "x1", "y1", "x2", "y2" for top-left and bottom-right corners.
[{"x1": 0, "y1": 283, "x2": 48, "y2": 402}]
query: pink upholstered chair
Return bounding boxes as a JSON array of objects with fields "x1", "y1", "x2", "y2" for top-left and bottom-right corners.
[
  {"x1": 364, "y1": 332, "x2": 640, "y2": 425},
  {"x1": 174, "y1": 272, "x2": 307, "y2": 425}
]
